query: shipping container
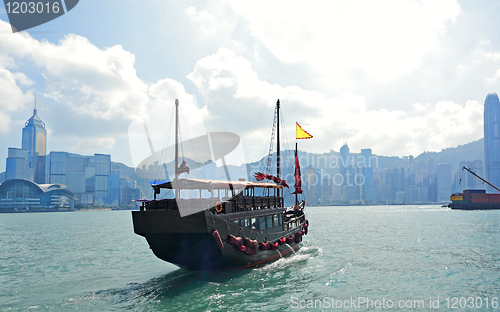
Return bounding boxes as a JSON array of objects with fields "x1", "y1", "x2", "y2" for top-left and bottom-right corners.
[
  {"x1": 464, "y1": 189, "x2": 486, "y2": 194},
  {"x1": 471, "y1": 197, "x2": 489, "y2": 203}
]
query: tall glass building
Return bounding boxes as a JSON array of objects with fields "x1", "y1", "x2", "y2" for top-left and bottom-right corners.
[
  {"x1": 22, "y1": 107, "x2": 47, "y2": 184},
  {"x1": 484, "y1": 93, "x2": 500, "y2": 192}
]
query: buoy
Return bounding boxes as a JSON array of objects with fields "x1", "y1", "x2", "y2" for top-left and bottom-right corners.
[{"x1": 215, "y1": 201, "x2": 223, "y2": 213}]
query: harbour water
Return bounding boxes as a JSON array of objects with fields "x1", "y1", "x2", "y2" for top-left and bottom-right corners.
[{"x1": 1, "y1": 205, "x2": 500, "y2": 311}]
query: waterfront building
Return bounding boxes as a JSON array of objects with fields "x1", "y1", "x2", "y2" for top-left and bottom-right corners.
[
  {"x1": 484, "y1": 93, "x2": 500, "y2": 192},
  {"x1": 361, "y1": 166, "x2": 374, "y2": 203},
  {"x1": 360, "y1": 148, "x2": 374, "y2": 203},
  {"x1": 342, "y1": 185, "x2": 357, "y2": 203},
  {"x1": 5, "y1": 148, "x2": 33, "y2": 181},
  {"x1": 436, "y1": 163, "x2": 451, "y2": 202},
  {"x1": 304, "y1": 166, "x2": 320, "y2": 204},
  {"x1": 5, "y1": 106, "x2": 47, "y2": 183},
  {"x1": 0, "y1": 179, "x2": 76, "y2": 209},
  {"x1": 340, "y1": 143, "x2": 350, "y2": 167},
  {"x1": 47, "y1": 152, "x2": 118, "y2": 205},
  {"x1": 22, "y1": 106, "x2": 47, "y2": 184},
  {"x1": 339, "y1": 143, "x2": 351, "y2": 197},
  {"x1": 360, "y1": 148, "x2": 372, "y2": 167},
  {"x1": 321, "y1": 174, "x2": 332, "y2": 204}
]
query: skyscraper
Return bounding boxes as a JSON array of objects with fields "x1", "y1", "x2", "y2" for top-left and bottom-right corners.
[
  {"x1": 339, "y1": 143, "x2": 350, "y2": 197},
  {"x1": 484, "y1": 93, "x2": 500, "y2": 192},
  {"x1": 5, "y1": 148, "x2": 33, "y2": 181},
  {"x1": 436, "y1": 163, "x2": 451, "y2": 202},
  {"x1": 22, "y1": 105, "x2": 47, "y2": 184}
]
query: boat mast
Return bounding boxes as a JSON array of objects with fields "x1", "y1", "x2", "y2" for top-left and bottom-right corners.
[
  {"x1": 175, "y1": 99, "x2": 179, "y2": 198},
  {"x1": 295, "y1": 142, "x2": 298, "y2": 205},
  {"x1": 276, "y1": 99, "x2": 280, "y2": 197}
]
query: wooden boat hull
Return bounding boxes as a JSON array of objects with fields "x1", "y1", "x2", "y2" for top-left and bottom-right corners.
[{"x1": 132, "y1": 209, "x2": 303, "y2": 270}]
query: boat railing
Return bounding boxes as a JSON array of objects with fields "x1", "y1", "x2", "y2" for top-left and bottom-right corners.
[
  {"x1": 283, "y1": 213, "x2": 306, "y2": 231},
  {"x1": 215, "y1": 196, "x2": 283, "y2": 214},
  {"x1": 144, "y1": 196, "x2": 284, "y2": 213}
]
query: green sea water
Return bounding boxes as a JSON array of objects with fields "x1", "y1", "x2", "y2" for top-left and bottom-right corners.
[{"x1": 1, "y1": 205, "x2": 500, "y2": 311}]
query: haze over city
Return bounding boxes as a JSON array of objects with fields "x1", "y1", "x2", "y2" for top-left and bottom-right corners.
[{"x1": 1, "y1": 1, "x2": 500, "y2": 169}]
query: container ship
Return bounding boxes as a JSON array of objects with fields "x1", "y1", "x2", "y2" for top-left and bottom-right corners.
[{"x1": 449, "y1": 167, "x2": 500, "y2": 210}]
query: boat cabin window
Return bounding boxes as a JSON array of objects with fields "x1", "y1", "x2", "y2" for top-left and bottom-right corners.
[
  {"x1": 267, "y1": 215, "x2": 273, "y2": 228},
  {"x1": 273, "y1": 214, "x2": 279, "y2": 227},
  {"x1": 241, "y1": 219, "x2": 249, "y2": 228},
  {"x1": 251, "y1": 218, "x2": 257, "y2": 230},
  {"x1": 278, "y1": 214, "x2": 283, "y2": 225},
  {"x1": 259, "y1": 217, "x2": 266, "y2": 230}
]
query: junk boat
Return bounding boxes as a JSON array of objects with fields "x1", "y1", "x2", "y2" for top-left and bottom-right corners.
[
  {"x1": 450, "y1": 166, "x2": 500, "y2": 210},
  {"x1": 132, "y1": 99, "x2": 310, "y2": 270}
]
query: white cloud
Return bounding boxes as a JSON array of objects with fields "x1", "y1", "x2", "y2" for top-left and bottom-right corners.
[
  {"x1": 0, "y1": 0, "x2": 495, "y2": 169},
  {"x1": 225, "y1": 0, "x2": 460, "y2": 86},
  {"x1": 36, "y1": 35, "x2": 150, "y2": 120},
  {"x1": 188, "y1": 48, "x2": 483, "y2": 160},
  {"x1": 0, "y1": 68, "x2": 33, "y2": 129},
  {"x1": 0, "y1": 20, "x2": 151, "y2": 122},
  {"x1": 185, "y1": 6, "x2": 232, "y2": 37},
  {"x1": 0, "y1": 19, "x2": 192, "y2": 162},
  {"x1": 0, "y1": 111, "x2": 11, "y2": 133}
]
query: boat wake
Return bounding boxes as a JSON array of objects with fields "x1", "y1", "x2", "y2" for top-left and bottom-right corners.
[{"x1": 17, "y1": 245, "x2": 323, "y2": 311}]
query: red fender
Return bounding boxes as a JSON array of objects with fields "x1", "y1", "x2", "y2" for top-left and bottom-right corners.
[
  {"x1": 270, "y1": 242, "x2": 279, "y2": 250},
  {"x1": 245, "y1": 239, "x2": 258, "y2": 249},
  {"x1": 260, "y1": 242, "x2": 270, "y2": 250},
  {"x1": 211, "y1": 230, "x2": 224, "y2": 252},
  {"x1": 228, "y1": 235, "x2": 243, "y2": 247}
]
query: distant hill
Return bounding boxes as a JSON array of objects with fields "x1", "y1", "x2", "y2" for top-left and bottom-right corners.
[{"x1": 414, "y1": 138, "x2": 484, "y2": 173}]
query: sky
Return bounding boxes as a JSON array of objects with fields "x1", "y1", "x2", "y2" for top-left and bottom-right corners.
[{"x1": 1, "y1": 0, "x2": 500, "y2": 170}]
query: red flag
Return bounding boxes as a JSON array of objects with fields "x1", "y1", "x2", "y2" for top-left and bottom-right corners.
[
  {"x1": 254, "y1": 172, "x2": 289, "y2": 188},
  {"x1": 177, "y1": 160, "x2": 190, "y2": 174},
  {"x1": 291, "y1": 151, "x2": 302, "y2": 194},
  {"x1": 254, "y1": 172, "x2": 266, "y2": 181}
]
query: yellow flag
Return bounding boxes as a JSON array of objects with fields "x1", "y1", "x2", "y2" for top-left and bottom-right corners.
[{"x1": 296, "y1": 123, "x2": 313, "y2": 139}]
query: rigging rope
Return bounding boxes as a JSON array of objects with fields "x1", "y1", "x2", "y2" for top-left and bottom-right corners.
[{"x1": 180, "y1": 104, "x2": 206, "y2": 180}]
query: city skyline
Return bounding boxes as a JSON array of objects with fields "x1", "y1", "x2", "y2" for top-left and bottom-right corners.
[
  {"x1": 3, "y1": 102, "x2": 484, "y2": 166},
  {"x1": 0, "y1": 100, "x2": 487, "y2": 206},
  {"x1": 1, "y1": 1, "x2": 500, "y2": 170}
]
